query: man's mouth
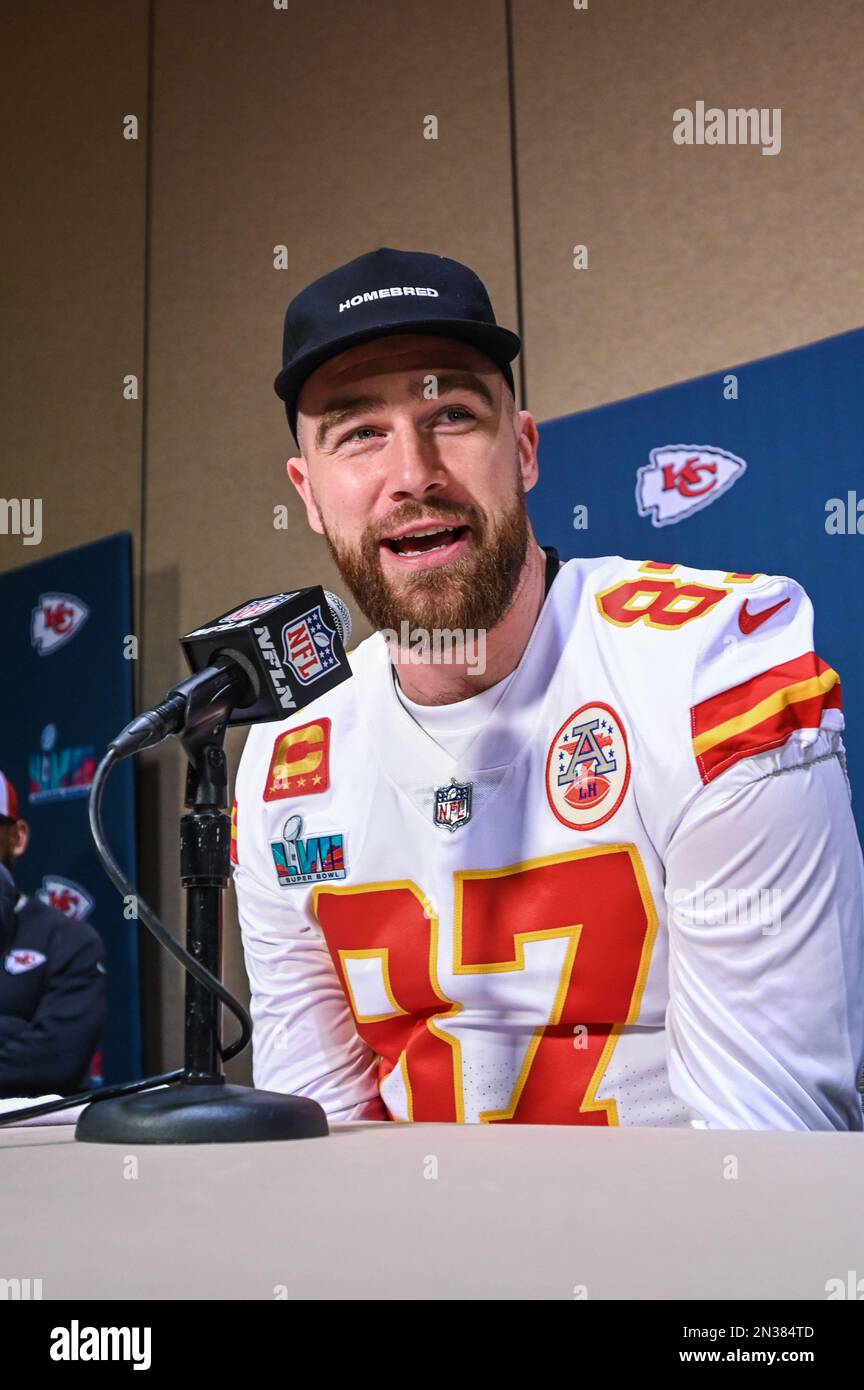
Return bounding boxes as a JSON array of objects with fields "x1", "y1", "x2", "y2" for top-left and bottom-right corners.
[{"x1": 381, "y1": 523, "x2": 470, "y2": 561}]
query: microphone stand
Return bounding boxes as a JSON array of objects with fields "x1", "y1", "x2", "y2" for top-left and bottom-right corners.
[{"x1": 76, "y1": 683, "x2": 328, "y2": 1144}]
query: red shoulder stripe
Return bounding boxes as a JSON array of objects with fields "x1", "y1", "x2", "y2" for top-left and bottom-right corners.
[{"x1": 692, "y1": 650, "x2": 842, "y2": 785}]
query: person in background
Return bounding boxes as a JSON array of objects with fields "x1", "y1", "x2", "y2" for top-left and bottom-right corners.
[{"x1": 0, "y1": 769, "x2": 106, "y2": 1098}]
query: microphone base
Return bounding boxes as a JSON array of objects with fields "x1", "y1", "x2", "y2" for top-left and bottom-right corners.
[{"x1": 74, "y1": 1080, "x2": 329, "y2": 1145}]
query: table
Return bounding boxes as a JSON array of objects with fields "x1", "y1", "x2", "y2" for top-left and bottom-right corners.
[{"x1": 1, "y1": 1122, "x2": 860, "y2": 1299}]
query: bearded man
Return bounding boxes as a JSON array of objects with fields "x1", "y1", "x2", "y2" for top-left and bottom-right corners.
[{"x1": 232, "y1": 247, "x2": 864, "y2": 1130}]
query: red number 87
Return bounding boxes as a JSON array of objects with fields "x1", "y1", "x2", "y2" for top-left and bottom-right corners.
[{"x1": 312, "y1": 844, "x2": 658, "y2": 1125}]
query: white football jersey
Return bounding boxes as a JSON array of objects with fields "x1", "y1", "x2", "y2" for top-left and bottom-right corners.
[{"x1": 232, "y1": 556, "x2": 864, "y2": 1129}]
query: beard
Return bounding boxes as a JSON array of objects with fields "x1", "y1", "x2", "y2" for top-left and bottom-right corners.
[{"x1": 313, "y1": 459, "x2": 530, "y2": 635}]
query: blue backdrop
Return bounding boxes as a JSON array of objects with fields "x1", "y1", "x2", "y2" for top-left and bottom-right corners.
[
  {"x1": 530, "y1": 326, "x2": 864, "y2": 840},
  {"x1": 0, "y1": 532, "x2": 141, "y2": 1084}
]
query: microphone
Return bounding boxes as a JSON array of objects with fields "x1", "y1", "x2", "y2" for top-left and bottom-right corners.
[{"x1": 112, "y1": 588, "x2": 352, "y2": 755}]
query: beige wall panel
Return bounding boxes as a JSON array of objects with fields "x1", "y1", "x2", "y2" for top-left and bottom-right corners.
[
  {"x1": 513, "y1": 0, "x2": 864, "y2": 425},
  {"x1": 0, "y1": 3, "x2": 148, "y2": 570},
  {"x1": 141, "y1": 0, "x2": 518, "y2": 1073}
]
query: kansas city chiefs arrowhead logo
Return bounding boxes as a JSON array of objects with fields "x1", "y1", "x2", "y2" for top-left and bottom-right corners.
[
  {"x1": 31, "y1": 592, "x2": 89, "y2": 654},
  {"x1": 636, "y1": 444, "x2": 747, "y2": 527},
  {"x1": 4, "y1": 949, "x2": 47, "y2": 974},
  {"x1": 36, "y1": 875, "x2": 95, "y2": 921}
]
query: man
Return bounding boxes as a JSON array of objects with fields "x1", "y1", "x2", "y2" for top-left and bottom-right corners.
[
  {"x1": 233, "y1": 246, "x2": 864, "y2": 1128},
  {"x1": 0, "y1": 769, "x2": 106, "y2": 1097}
]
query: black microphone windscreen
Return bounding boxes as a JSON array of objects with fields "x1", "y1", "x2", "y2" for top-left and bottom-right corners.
[{"x1": 179, "y1": 587, "x2": 353, "y2": 728}]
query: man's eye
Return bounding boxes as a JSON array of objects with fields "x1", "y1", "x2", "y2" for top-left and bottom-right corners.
[
  {"x1": 339, "y1": 425, "x2": 378, "y2": 445},
  {"x1": 439, "y1": 406, "x2": 474, "y2": 423}
]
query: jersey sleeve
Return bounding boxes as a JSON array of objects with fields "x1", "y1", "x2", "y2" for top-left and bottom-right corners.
[
  {"x1": 663, "y1": 573, "x2": 864, "y2": 1128},
  {"x1": 664, "y1": 740, "x2": 864, "y2": 1128},
  {"x1": 689, "y1": 573, "x2": 843, "y2": 789},
  {"x1": 232, "y1": 726, "x2": 388, "y2": 1122}
]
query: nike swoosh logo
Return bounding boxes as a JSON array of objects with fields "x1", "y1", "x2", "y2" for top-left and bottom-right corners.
[{"x1": 738, "y1": 596, "x2": 791, "y2": 634}]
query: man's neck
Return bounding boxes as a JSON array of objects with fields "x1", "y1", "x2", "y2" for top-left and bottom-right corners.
[{"x1": 389, "y1": 540, "x2": 550, "y2": 706}]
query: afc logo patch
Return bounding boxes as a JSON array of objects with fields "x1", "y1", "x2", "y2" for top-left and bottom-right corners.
[
  {"x1": 263, "y1": 719, "x2": 331, "y2": 801},
  {"x1": 545, "y1": 701, "x2": 631, "y2": 831}
]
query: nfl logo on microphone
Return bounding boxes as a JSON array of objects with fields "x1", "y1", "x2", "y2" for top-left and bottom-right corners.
[{"x1": 282, "y1": 606, "x2": 340, "y2": 685}]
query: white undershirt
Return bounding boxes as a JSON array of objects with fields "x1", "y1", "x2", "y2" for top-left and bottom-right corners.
[{"x1": 391, "y1": 664, "x2": 517, "y2": 760}]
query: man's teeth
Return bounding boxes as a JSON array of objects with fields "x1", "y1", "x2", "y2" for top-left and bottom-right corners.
[
  {"x1": 386, "y1": 525, "x2": 464, "y2": 556},
  {"x1": 400, "y1": 540, "x2": 447, "y2": 555}
]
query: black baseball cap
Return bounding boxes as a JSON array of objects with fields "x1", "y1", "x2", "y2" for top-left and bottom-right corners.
[{"x1": 273, "y1": 247, "x2": 521, "y2": 443}]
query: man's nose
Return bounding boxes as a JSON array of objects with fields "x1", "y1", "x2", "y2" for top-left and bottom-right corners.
[{"x1": 383, "y1": 421, "x2": 448, "y2": 497}]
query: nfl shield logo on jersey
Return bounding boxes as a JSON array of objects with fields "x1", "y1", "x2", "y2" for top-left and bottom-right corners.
[
  {"x1": 433, "y1": 778, "x2": 473, "y2": 832},
  {"x1": 546, "y1": 701, "x2": 631, "y2": 831}
]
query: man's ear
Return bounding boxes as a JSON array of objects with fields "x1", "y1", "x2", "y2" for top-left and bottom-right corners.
[
  {"x1": 11, "y1": 819, "x2": 29, "y2": 860},
  {"x1": 286, "y1": 451, "x2": 325, "y2": 536},
  {"x1": 516, "y1": 411, "x2": 540, "y2": 495}
]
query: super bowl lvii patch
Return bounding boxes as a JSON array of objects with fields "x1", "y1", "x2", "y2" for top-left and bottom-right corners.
[{"x1": 270, "y1": 813, "x2": 346, "y2": 886}]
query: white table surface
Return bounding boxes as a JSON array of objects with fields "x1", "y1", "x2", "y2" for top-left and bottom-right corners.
[{"x1": 1, "y1": 1121, "x2": 860, "y2": 1300}]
